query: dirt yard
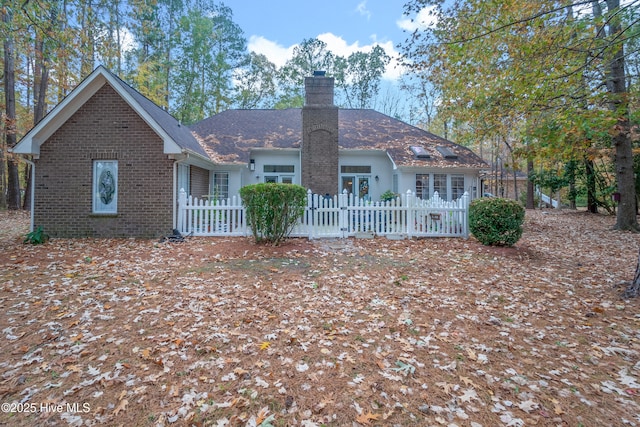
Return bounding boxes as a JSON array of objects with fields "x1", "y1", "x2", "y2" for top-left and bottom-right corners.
[{"x1": 0, "y1": 209, "x2": 639, "y2": 427}]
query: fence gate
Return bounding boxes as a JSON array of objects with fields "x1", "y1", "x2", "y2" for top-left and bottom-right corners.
[{"x1": 295, "y1": 192, "x2": 347, "y2": 238}]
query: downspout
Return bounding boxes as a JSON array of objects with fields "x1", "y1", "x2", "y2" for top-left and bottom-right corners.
[
  {"x1": 172, "y1": 152, "x2": 189, "y2": 230},
  {"x1": 22, "y1": 156, "x2": 36, "y2": 233}
]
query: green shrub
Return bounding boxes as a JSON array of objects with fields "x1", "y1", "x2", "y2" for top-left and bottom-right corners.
[
  {"x1": 380, "y1": 190, "x2": 398, "y2": 202},
  {"x1": 469, "y1": 198, "x2": 524, "y2": 246},
  {"x1": 24, "y1": 226, "x2": 49, "y2": 245},
  {"x1": 240, "y1": 183, "x2": 307, "y2": 245}
]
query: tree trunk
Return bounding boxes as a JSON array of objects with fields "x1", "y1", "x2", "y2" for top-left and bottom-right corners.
[
  {"x1": 22, "y1": 164, "x2": 31, "y2": 211},
  {"x1": 0, "y1": 140, "x2": 6, "y2": 210},
  {"x1": 623, "y1": 248, "x2": 640, "y2": 298},
  {"x1": 585, "y1": 157, "x2": 598, "y2": 213},
  {"x1": 604, "y1": 0, "x2": 639, "y2": 231},
  {"x1": 24, "y1": 33, "x2": 50, "y2": 212},
  {"x1": 526, "y1": 159, "x2": 535, "y2": 209},
  {"x1": 3, "y1": 7, "x2": 21, "y2": 210}
]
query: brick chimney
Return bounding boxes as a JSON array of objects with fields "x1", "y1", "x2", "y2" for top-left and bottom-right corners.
[{"x1": 301, "y1": 71, "x2": 339, "y2": 195}]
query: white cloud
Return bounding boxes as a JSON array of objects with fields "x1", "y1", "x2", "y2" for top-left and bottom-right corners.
[
  {"x1": 355, "y1": 1, "x2": 372, "y2": 20},
  {"x1": 247, "y1": 35, "x2": 297, "y2": 68},
  {"x1": 248, "y1": 32, "x2": 406, "y2": 82},
  {"x1": 317, "y1": 33, "x2": 405, "y2": 81},
  {"x1": 396, "y1": 5, "x2": 438, "y2": 32}
]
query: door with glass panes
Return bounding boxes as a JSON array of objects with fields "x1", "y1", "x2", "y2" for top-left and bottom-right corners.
[{"x1": 341, "y1": 176, "x2": 370, "y2": 200}]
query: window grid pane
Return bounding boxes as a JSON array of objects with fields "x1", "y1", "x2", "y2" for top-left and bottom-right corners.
[
  {"x1": 213, "y1": 172, "x2": 229, "y2": 199},
  {"x1": 451, "y1": 175, "x2": 465, "y2": 200},
  {"x1": 263, "y1": 165, "x2": 294, "y2": 173},
  {"x1": 341, "y1": 165, "x2": 371, "y2": 174},
  {"x1": 416, "y1": 174, "x2": 429, "y2": 199},
  {"x1": 434, "y1": 174, "x2": 447, "y2": 200}
]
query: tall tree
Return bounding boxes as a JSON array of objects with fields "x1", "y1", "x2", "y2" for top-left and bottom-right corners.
[
  {"x1": 334, "y1": 45, "x2": 390, "y2": 109},
  {"x1": 234, "y1": 52, "x2": 277, "y2": 109},
  {"x1": 171, "y1": 3, "x2": 246, "y2": 122},
  {"x1": 276, "y1": 38, "x2": 335, "y2": 108},
  {"x1": 598, "y1": 0, "x2": 638, "y2": 230},
  {"x1": 127, "y1": 0, "x2": 169, "y2": 106},
  {"x1": 208, "y1": 3, "x2": 247, "y2": 114},
  {"x1": 2, "y1": 4, "x2": 21, "y2": 210}
]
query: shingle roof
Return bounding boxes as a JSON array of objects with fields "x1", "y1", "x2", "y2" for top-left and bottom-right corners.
[
  {"x1": 189, "y1": 108, "x2": 487, "y2": 168},
  {"x1": 107, "y1": 69, "x2": 209, "y2": 159}
]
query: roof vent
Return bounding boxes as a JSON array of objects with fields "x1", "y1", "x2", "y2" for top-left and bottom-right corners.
[
  {"x1": 436, "y1": 146, "x2": 458, "y2": 159},
  {"x1": 313, "y1": 70, "x2": 326, "y2": 77},
  {"x1": 410, "y1": 146, "x2": 431, "y2": 159}
]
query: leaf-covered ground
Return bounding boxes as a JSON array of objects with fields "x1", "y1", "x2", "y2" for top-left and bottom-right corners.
[{"x1": 1, "y1": 209, "x2": 639, "y2": 427}]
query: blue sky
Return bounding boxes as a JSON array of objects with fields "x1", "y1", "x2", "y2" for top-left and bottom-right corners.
[{"x1": 228, "y1": 1, "x2": 434, "y2": 81}]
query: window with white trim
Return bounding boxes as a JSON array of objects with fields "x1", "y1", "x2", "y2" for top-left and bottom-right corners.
[
  {"x1": 451, "y1": 175, "x2": 465, "y2": 200},
  {"x1": 263, "y1": 165, "x2": 295, "y2": 184},
  {"x1": 213, "y1": 172, "x2": 229, "y2": 199},
  {"x1": 93, "y1": 160, "x2": 118, "y2": 214},
  {"x1": 415, "y1": 174, "x2": 429, "y2": 199},
  {"x1": 434, "y1": 173, "x2": 447, "y2": 200}
]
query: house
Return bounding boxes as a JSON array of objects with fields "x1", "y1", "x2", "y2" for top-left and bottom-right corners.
[{"x1": 13, "y1": 66, "x2": 487, "y2": 238}]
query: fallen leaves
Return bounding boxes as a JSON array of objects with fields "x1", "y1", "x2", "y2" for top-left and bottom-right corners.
[
  {"x1": 259, "y1": 341, "x2": 271, "y2": 351},
  {"x1": 355, "y1": 411, "x2": 380, "y2": 425},
  {"x1": 113, "y1": 398, "x2": 128, "y2": 416},
  {"x1": 0, "y1": 210, "x2": 639, "y2": 426}
]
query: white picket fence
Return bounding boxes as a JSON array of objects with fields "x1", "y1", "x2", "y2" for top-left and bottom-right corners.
[{"x1": 177, "y1": 189, "x2": 470, "y2": 239}]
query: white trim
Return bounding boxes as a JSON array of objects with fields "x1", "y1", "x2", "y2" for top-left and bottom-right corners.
[
  {"x1": 172, "y1": 154, "x2": 189, "y2": 229},
  {"x1": 92, "y1": 160, "x2": 118, "y2": 214}
]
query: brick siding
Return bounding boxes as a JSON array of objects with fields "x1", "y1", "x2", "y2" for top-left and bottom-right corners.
[{"x1": 34, "y1": 84, "x2": 175, "y2": 238}]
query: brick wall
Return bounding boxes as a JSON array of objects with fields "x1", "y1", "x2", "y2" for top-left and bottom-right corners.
[
  {"x1": 190, "y1": 166, "x2": 210, "y2": 198},
  {"x1": 34, "y1": 83, "x2": 175, "y2": 238},
  {"x1": 301, "y1": 76, "x2": 339, "y2": 195}
]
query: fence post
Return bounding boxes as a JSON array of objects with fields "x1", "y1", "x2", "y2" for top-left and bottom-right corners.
[
  {"x1": 339, "y1": 189, "x2": 349, "y2": 237},
  {"x1": 405, "y1": 189, "x2": 414, "y2": 237},
  {"x1": 306, "y1": 189, "x2": 314, "y2": 239},
  {"x1": 461, "y1": 191, "x2": 470, "y2": 238},
  {"x1": 177, "y1": 188, "x2": 187, "y2": 233}
]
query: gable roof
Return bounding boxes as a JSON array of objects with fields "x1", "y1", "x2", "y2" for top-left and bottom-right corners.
[
  {"x1": 13, "y1": 66, "x2": 209, "y2": 161},
  {"x1": 190, "y1": 108, "x2": 487, "y2": 169}
]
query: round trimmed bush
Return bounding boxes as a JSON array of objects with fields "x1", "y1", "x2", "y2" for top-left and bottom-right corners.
[
  {"x1": 469, "y1": 198, "x2": 525, "y2": 246},
  {"x1": 240, "y1": 183, "x2": 307, "y2": 245}
]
